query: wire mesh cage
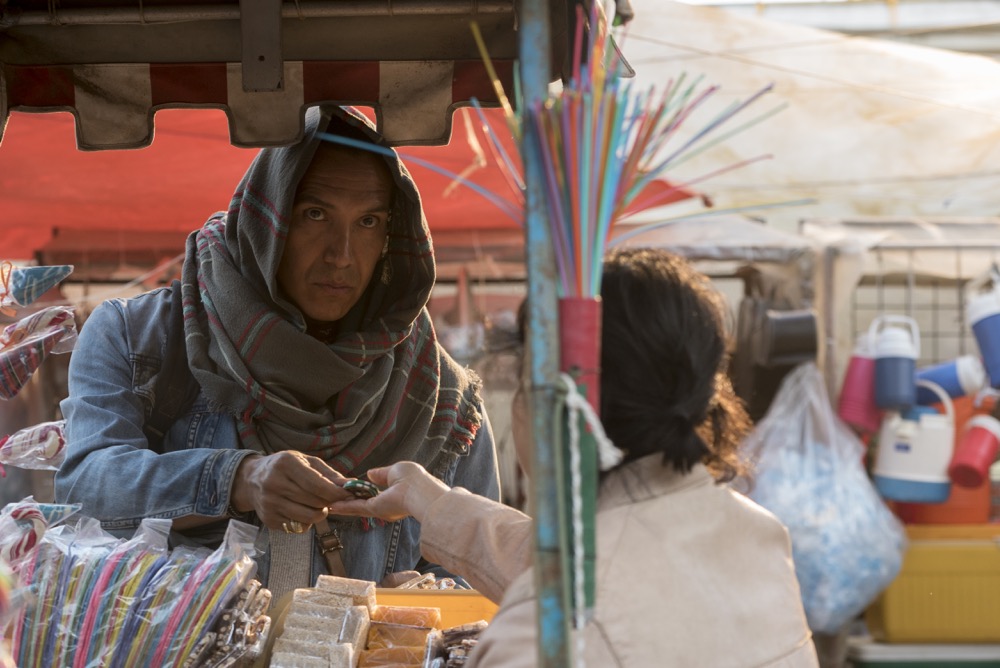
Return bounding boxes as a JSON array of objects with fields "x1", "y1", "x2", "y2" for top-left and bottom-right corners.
[{"x1": 802, "y1": 217, "x2": 1000, "y2": 393}]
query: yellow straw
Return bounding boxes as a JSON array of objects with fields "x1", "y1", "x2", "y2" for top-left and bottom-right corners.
[{"x1": 469, "y1": 21, "x2": 519, "y2": 140}]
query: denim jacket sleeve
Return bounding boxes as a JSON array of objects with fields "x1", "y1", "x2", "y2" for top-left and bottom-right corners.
[
  {"x1": 445, "y1": 406, "x2": 501, "y2": 502},
  {"x1": 54, "y1": 291, "x2": 254, "y2": 533}
]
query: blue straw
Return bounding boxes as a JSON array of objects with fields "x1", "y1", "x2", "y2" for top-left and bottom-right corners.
[
  {"x1": 317, "y1": 133, "x2": 523, "y2": 225},
  {"x1": 532, "y1": 107, "x2": 574, "y2": 295}
]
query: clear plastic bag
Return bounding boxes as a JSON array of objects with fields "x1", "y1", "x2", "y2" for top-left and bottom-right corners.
[
  {"x1": 0, "y1": 497, "x2": 80, "y2": 575},
  {"x1": 0, "y1": 420, "x2": 67, "y2": 471},
  {"x1": 0, "y1": 306, "x2": 78, "y2": 400},
  {"x1": 0, "y1": 306, "x2": 78, "y2": 354},
  {"x1": 739, "y1": 362, "x2": 907, "y2": 634},
  {"x1": 8, "y1": 513, "x2": 262, "y2": 668},
  {"x1": 0, "y1": 558, "x2": 16, "y2": 668}
]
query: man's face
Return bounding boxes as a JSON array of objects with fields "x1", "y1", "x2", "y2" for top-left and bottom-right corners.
[{"x1": 278, "y1": 145, "x2": 393, "y2": 324}]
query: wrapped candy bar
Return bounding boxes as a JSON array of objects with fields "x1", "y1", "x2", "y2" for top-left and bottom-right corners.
[
  {"x1": 371, "y1": 605, "x2": 441, "y2": 629},
  {"x1": 357, "y1": 645, "x2": 426, "y2": 666},
  {"x1": 314, "y1": 574, "x2": 377, "y2": 610},
  {"x1": 338, "y1": 605, "x2": 371, "y2": 649},
  {"x1": 193, "y1": 579, "x2": 272, "y2": 667},
  {"x1": 365, "y1": 622, "x2": 434, "y2": 650},
  {"x1": 0, "y1": 420, "x2": 66, "y2": 471},
  {"x1": 439, "y1": 622, "x2": 488, "y2": 667},
  {"x1": 269, "y1": 652, "x2": 331, "y2": 668},
  {"x1": 290, "y1": 586, "x2": 358, "y2": 611}
]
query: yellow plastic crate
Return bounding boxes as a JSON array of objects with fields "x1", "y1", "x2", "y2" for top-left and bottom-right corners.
[
  {"x1": 866, "y1": 524, "x2": 1000, "y2": 643},
  {"x1": 375, "y1": 588, "x2": 498, "y2": 628}
]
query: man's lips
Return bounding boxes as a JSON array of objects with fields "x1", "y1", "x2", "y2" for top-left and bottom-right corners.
[{"x1": 315, "y1": 281, "x2": 352, "y2": 292}]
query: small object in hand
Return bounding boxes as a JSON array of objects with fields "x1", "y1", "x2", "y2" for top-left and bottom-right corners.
[
  {"x1": 344, "y1": 479, "x2": 380, "y2": 499},
  {"x1": 397, "y1": 572, "x2": 437, "y2": 590},
  {"x1": 282, "y1": 520, "x2": 307, "y2": 534}
]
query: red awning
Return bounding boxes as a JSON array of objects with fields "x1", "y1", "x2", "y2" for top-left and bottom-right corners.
[
  {"x1": 0, "y1": 106, "x2": 699, "y2": 278},
  {"x1": 0, "y1": 107, "x2": 525, "y2": 265}
]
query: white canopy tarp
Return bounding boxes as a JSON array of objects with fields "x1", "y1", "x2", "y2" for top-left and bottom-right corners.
[{"x1": 621, "y1": 1, "x2": 1000, "y2": 232}]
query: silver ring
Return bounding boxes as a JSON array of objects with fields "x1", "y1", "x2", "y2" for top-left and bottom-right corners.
[{"x1": 282, "y1": 520, "x2": 307, "y2": 534}]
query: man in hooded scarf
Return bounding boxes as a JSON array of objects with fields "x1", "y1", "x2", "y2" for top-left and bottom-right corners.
[{"x1": 55, "y1": 106, "x2": 501, "y2": 595}]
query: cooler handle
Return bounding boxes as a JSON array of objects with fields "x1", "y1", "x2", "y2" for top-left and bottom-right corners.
[
  {"x1": 965, "y1": 267, "x2": 1000, "y2": 299},
  {"x1": 916, "y1": 379, "x2": 954, "y2": 423},
  {"x1": 868, "y1": 314, "x2": 921, "y2": 357}
]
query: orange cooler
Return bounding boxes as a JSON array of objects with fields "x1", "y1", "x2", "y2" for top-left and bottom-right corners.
[{"x1": 891, "y1": 481, "x2": 991, "y2": 524}]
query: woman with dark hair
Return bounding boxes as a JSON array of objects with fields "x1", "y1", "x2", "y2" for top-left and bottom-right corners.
[
  {"x1": 599, "y1": 246, "x2": 748, "y2": 481},
  {"x1": 328, "y1": 247, "x2": 817, "y2": 666}
]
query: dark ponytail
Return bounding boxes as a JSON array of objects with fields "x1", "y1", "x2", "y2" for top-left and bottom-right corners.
[{"x1": 599, "y1": 248, "x2": 750, "y2": 481}]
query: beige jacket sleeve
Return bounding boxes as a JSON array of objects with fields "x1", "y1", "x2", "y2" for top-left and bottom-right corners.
[{"x1": 419, "y1": 487, "x2": 533, "y2": 604}]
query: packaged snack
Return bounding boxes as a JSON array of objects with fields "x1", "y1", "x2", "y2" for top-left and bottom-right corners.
[
  {"x1": 365, "y1": 622, "x2": 433, "y2": 650},
  {"x1": 338, "y1": 605, "x2": 371, "y2": 649},
  {"x1": 269, "y1": 652, "x2": 331, "y2": 668},
  {"x1": 371, "y1": 605, "x2": 441, "y2": 629},
  {"x1": 356, "y1": 645, "x2": 425, "y2": 666},
  {"x1": 314, "y1": 574, "x2": 377, "y2": 610},
  {"x1": 291, "y1": 587, "x2": 357, "y2": 610}
]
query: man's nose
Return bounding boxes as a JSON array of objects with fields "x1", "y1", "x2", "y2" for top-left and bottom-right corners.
[{"x1": 322, "y1": 225, "x2": 353, "y2": 267}]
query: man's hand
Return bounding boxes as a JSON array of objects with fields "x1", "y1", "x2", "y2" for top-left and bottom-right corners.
[
  {"x1": 326, "y1": 461, "x2": 449, "y2": 524},
  {"x1": 232, "y1": 451, "x2": 351, "y2": 531}
]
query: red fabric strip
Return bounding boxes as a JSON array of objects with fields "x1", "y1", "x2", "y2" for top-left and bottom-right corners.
[
  {"x1": 150, "y1": 63, "x2": 228, "y2": 105},
  {"x1": 303, "y1": 61, "x2": 380, "y2": 103},
  {"x1": 451, "y1": 60, "x2": 515, "y2": 104},
  {"x1": 5, "y1": 65, "x2": 75, "y2": 108}
]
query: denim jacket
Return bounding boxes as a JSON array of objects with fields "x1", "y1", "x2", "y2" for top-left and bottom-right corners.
[{"x1": 55, "y1": 286, "x2": 501, "y2": 586}]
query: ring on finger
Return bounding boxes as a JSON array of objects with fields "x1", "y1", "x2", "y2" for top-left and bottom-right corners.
[{"x1": 282, "y1": 520, "x2": 307, "y2": 534}]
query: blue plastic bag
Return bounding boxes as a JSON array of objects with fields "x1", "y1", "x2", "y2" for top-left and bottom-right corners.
[{"x1": 738, "y1": 362, "x2": 906, "y2": 634}]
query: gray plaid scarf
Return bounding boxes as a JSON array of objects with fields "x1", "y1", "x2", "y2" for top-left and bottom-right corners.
[{"x1": 179, "y1": 106, "x2": 483, "y2": 475}]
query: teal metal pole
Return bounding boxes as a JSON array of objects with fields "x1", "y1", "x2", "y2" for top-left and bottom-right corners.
[{"x1": 518, "y1": 0, "x2": 571, "y2": 666}]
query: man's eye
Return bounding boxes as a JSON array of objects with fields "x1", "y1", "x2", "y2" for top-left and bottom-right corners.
[
  {"x1": 359, "y1": 215, "x2": 380, "y2": 229},
  {"x1": 304, "y1": 208, "x2": 325, "y2": 221}
]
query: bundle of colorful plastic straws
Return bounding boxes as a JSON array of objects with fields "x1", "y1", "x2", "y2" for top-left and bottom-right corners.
[
  {"x1": 11, "y1": 532, "x2": 253, "y2": 668},
  {"x1": 521, "y1": 1, "x2": 778, "y2": 298},
  {"x1": 462, "y1": 0, "x2": 784, "y2": 299}
]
